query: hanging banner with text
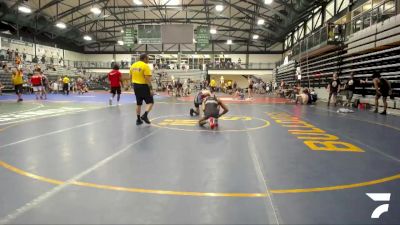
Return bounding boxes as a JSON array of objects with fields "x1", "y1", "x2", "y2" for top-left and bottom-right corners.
[
  {"x1": 123, "y1": 28, "x2": 136, "y2": 47},
  {"x1": 196, "y1": 26, "x2": 210, "y2": 49}
]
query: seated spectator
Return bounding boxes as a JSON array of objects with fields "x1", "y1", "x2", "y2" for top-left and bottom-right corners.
[
  {"x1": 0, "y1": 81, "x2": 4, "y2": 95},
  {"x1": 295, "y1": 88, "x2": 310, "y2": 105},
  {"x1": 233, "y1": 88, "x2": 245, "y2": 100},
  {"x1": 310, "y1": 89, "x2": 318, "y2": 103}
]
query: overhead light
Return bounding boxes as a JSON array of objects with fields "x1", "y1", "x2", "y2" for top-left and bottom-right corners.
[
  {"x1": 118, "y1": 40, "x2": 124, "y2": 45},
  {"x1": 120, "y1": 29, "x2": 124, "y2": 33},
  {"x1": 90, "y1": 7, "x2": 101, "y2": 15},
  {"x1": 257, "y1": 19, "x2": 265, "y2": 25},
  {"x1": 216, "y1": 5, "x2": 224, "y2": 11},
  {"x1": 193, "y1": 38, "x2": 197, "y2": 43},
  {"x1": 133, "y1": 0, "x2": 143, "y2": 5},
  {"x1": 210, "y1": 28, "x2": 217, "y2": 34},
  {"x1": 55, "y1": 22, "x2": 66, "y2": 29},
  {"x1": 161, "y1": 0, "x2": 180, "y2": 5},
  {"x1": 264, "y1": 0, "x2": 273, "y2": 4},
  {"x1": 83, "y1": 35, "x2": 92, "y2": 41},
  {"x1": 253, "y1": 34, "x2": 259, "y2": 40},
  {"x1": 227, "y1": 39, "x2": 232, "y2": 45},
  {"x1": 18, "y1": 6, "x2": 32, "y2": 14}
]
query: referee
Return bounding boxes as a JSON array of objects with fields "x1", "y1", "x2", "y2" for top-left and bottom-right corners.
[{"x1": 130, "y1": 53, "x2": 154, "y2": 125}]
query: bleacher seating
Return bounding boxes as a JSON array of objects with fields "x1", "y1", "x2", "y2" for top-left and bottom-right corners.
[
  {"x1": 275, "y1": 12, "x2": 400, "y2": 108},
  {"x1": 0, "y1": 62, "x2": 80, "y2": 91}
]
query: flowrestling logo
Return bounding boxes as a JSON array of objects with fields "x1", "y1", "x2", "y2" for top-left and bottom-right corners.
[{"x1": 366, "y1": 193, "x2": 391, "y2": 219}]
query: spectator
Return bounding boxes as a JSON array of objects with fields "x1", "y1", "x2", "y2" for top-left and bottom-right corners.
[
  {"x1": 41, "y1": 55, "x2": 46, "y2": 64},
  {"x1": 0, "y1": 81, "x2": 4, "y2": 95},
  {"x1": 327, "y1": 72, "x2": 341, "y2": 106},
  {"x1": 372, "y1": 72, "x2": 391, "y2": 115},
  {"x1": 248, "y1": 78, "x2": 254, "y2": 98},
  {"x1": 52, "y1": 81, "x2": 59, "y2": 94},
  {"x1": 345, "y1": 73, "x2": 358, "y2": 107},
  {"x1": 296, "y1": 88, "x2": 310, "y2": 105},
  {"x1": 41, "y1": 72, "x2": 48, "y2": 100},
  {"x1": 183, "y1": 79, "x2": 189, "y2": 96},
  {"x1": 6, "y1": 49, "x2": 11, "y2": 60},
  {"x1": 15, "y1": 54, "x2": 21, "y2": 66},
  {"x1": 209, "y1": 78, "x2": 217, "y2": 92}
]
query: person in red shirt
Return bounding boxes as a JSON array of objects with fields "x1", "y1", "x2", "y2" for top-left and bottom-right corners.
[
  {"x1": 31, "y1": 68, "x2": 43, "y2": 100},
  {"x1": 108, "y1": 64, "x2": 123, "y2": 106}
]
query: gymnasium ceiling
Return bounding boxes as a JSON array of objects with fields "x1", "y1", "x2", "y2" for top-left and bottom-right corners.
[{"x1": 0, "y1": 0, "x2": 321, "y2": 53}]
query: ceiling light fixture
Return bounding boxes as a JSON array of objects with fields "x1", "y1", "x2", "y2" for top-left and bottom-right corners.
[
  {"x1": 264, "y1": 0, "x2": 273, "y2": 4},
  {"x1": 18, "y1": 6, "x2": 32, "y2": 14},
  {"x1": 253, "y1": 34, "x2": 259, "y2": 40},
  {"x1": 55, "y1": 22, "x2": 66, "y2": 29},
  {"x1": 118, "y1": 40, "x2": 124, "y2": 45},
  {"x1": 90, "y1": 7, "x2": 101, "y2": 15},
  {"x1": 210, "y1": 28, "x2": 217, "y2": 34},
  {"x1": 120, "y1": 29, "x2": 124, "y2": 33},
  {"x1": 216, "y1": 5, "x2": 224, "y2": 11},
  {"x1": 257, "y1": 19, "x2": 265, "y2": 25},
  {"x1": 227, "y1": 39, "x2": 232, "y2": 45},
  {"x1": 133, "y1": 0, "x2": 143, "y2": 5},
  {"x1": 83, "y1": 35, "x2": 92, "y2": 41}
]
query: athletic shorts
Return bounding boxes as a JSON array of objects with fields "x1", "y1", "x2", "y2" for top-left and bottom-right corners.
[
  {"x1": 133, "y1": 83, "x2": 154, "y2": 106},
  {"x1": 110, "y1": 87, "x2": 121, "y2": 95},
  {"x1": 14, "y1": 84, "x2": 23, "y2": 94},
  {"x1": 202, "y1": 112, "x2": 219, "y2": 120},
  {"x1": 204, "y1": 107, "x2": 220, "y2": 119},
  {"x1": 32, "y1": 85, "x2": 43, "y2": 92},
  {"x1": 377, "y1": 91, "x2": 389, "y2": 98}
]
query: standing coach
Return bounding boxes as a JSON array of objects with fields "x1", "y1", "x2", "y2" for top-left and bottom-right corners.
[{"x1": 130, "y1": 53, "x2": 154, "y2": 125}]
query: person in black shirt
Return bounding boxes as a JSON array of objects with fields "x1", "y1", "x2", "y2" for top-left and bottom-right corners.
[
  {"x1": 327, "y1": 72, "x2": 341, "y2": 106},
  {"x1": 372, "y1": 72, "x2": 391, "y2": 115},
  {"x1": 345, "y1": 73, "x2": 357, "y2": 107}
]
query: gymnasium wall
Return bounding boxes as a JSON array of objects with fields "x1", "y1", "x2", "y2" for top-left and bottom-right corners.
[
  {"x1": 210, "y1": 75, "x2": 249, "y2": 88},
  {"x1": 64, "y1": 50, "x2": 85, "y2": 61},
  {"x1": 249, "y1": 54, "x2": 282, "y2": 64}
]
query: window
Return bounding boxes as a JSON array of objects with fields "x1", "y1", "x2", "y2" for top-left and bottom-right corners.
[
  {"x1": 353, "y1": 18, "x2": 362, "y2": 32},
  {"x1": 306, "y1": 17, "x2": 313, "y2": 34},
  {"x1": 313, "y1": 11, "x2": 322, "y2": 29},
  {"x1": 298, "y1": 23, "x2": 304, "y2": 39},
  {"x1": 372, "y1": 0, "x2": 383, "y2": 7},
  {"x1": 353, "y1": 6, "x2": 362, "y2": 17},
  {"x1": 325, "y1": 0, "x2": 335, "y2": 21},
  {"x1": 336, "y1": 0, "x2": 350, "y2": 13},
  {"x1": 363, "y1": 2, "x2": 372, "y2": 11},
  {"x1": 363, "y1": 15, "x2": 371, "y2": 28}
]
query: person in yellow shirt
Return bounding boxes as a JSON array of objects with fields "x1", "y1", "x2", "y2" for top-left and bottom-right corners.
[
  {"x1": 210, "y1": 79, "x2": 216, "y2": 92},
  {"x1": 62, "y1": 76, "x2": 70, "y2": 95},
  {"x1": 130, "y1": 53, "x2": 153, "y2": 125},
  {"x1": 11, "y1": 68, "x2": 24, "y2": 102}
]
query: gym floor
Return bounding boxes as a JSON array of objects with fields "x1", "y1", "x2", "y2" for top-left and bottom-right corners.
[{"x1": 0, "y1": 92, "x2": 399, "y2": 224}]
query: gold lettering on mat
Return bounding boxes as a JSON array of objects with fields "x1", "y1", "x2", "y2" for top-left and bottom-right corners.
[{"x1": 266, "y1": 112, "x2": 364, "y2": 152}]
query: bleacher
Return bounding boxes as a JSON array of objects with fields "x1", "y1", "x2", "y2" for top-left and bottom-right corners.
[
  {"x1": 0, "y1": 61, "x2": 79, "y2": 91},
  {"x1": 274, "y1": 12, "x2": 400, "y2": 108}
]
